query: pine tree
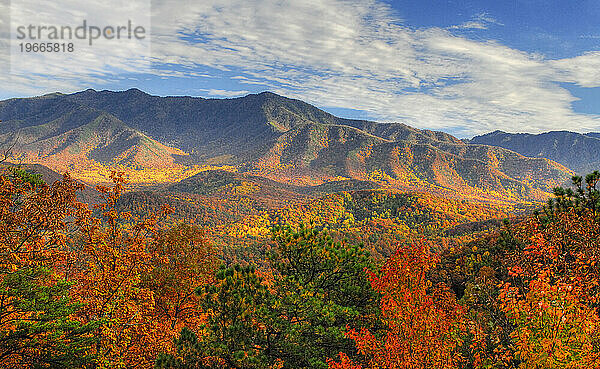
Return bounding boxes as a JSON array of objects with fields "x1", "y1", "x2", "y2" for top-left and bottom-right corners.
[{"x1": 157, "y1": 225, "x2": 378, "y2": 369}]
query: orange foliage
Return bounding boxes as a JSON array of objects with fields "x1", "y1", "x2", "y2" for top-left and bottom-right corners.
[
  {"x1": 497, "y1": 209, "x2": 600, "y2": 368},
  {"x1": 500, "y1": 276, "x2": 600, "y2": 368},
  {"x1": 330, "y1": 241, "x2": 465, "y2": 369},
  {"x1": 0, "y1": 170, "x2": 216, "y2": 368}
]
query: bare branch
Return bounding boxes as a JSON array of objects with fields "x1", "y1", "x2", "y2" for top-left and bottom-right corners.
[{"x1": 0, "y1": 128, "x2": 23, "y2": 164}]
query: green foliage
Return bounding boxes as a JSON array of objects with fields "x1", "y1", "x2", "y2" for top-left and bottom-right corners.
[
  {"x1": 170, "y1": 170, "x2": 242, "y2": 196},
  {"x1": 155, "y1": 327, "x2": 208, "y2": 369},
  {"x1": 267, "y1": 225, "x2": 378, "y2": 368},
  {"x1": 0, "y1": 266, "x2": 98, "y2": 368},
  {"x1": 9, "y1": 167, "x2": 44, "y2": 187},
  {"x1": 156, "y1": 264, "x2": 271, "y2": 369},
  {"x1": 199, "y1": 264, "x2": 271, "y2": 368},
  {"x1": 496, "y1": 218, "x2": 523, "y2": 252},
  {"x1": 157, "y1": 226, "x2": 378, "y2": 369},
  {"x1": 546, "y1": 171, "x2": 600, "y2": 215}
]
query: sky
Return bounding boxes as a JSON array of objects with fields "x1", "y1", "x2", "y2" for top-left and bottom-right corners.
[{"x1": 1, "y1": 0, "x2": 600, "y2": 137}]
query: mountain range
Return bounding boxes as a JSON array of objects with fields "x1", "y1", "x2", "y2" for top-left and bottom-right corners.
[
  {"x1": 0, "y1": 89, "x2": 582, "y2": 203},
  {"x1": 469, "y1": 130, "x2": 600, "y2": 173}
]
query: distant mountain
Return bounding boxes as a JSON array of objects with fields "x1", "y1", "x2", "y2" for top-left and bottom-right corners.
[
  {"x1": 62, "y1": 89, "x2": 464, "y2": 164},
  {"x1": 0, "y1": 89, "x2": 573, "y2": 202},
  {"x1": 469, "y1": 130, "x2": 600, "y2": 173}
]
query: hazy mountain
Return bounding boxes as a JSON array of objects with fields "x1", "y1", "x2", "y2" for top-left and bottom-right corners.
[
  {"x1": 469, "y1": 130, "x2": 600, "y2": 173},
  {"x1": 0, "y1": 89, "x2": 574, "y2": 202}
]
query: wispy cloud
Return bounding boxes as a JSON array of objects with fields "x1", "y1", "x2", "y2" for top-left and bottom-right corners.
[
  {"x1": 1, "y1": 0, "x2": 151, "y2": 95},
  {"x1": 147, "y1": 0, "x2": 600, "y2": 135},
  {"x1": 550, "y1": 52, "x2": 600, "y2": 88},
  {"x1": 2, "y1": 0, "x2": 600, "y2": 136},
  {"x1": 449, "y1": 13, "x2": 503, "y2": 30},
  {"x1": 203, "y1": 89, "x2": 250, "y2": 97}
]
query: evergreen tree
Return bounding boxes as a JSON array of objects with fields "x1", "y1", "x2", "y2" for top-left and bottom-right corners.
[
  {"x1": 157, "y1": 225, "x2": 378, "y2": 369},
  {"x1": 267, "y1": 225, "x2": 378, "y2": 368},
  {"x1": 546, "y1": 171, "x2": 600, "y2": 215},
  {"x1": 0, "y1": 267, "x2": 98, "y2": 368}
]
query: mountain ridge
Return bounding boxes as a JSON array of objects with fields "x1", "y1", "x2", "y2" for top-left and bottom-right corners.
[
  {"x1": 469, "y1": 130, "x2": 600, "y2": 173},
  {"x1": 0, "y1": 89, "x2": 574, "y2": 203}
]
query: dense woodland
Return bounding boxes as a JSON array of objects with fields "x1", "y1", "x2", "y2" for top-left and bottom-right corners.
[{"x1": 1, "y1": 162, "x2": 600, "y2": 369}]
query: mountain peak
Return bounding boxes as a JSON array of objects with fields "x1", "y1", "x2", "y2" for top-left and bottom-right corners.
[
  {"x1": 257, "y1": 91, "x2": 280, "y2": 97},
  {"x1": 122, "y1": 88, "x2": 148, "y2": 96}
]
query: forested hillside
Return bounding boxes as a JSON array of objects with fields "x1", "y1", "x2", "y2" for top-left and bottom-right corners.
[
  {"x1": 0, "y1": 90, "x2": 572, "y2": 203},
  {"x1": 470, "y1": 130, "x2": 600, "y2": 173},
  {"x1": 1, "y1": 90, "x2": 599, "y2": 369},
  {"x1": 2, "y1": 162, "x2": 599, "y2": 368}
]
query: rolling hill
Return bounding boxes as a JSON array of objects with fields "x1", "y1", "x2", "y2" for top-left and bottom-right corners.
[
  {"x1": 0, "y1": 162, "x2": 101, "y2": 203},
  {"x1": 114, "y1": 168, "x2": 521, "y2": 261}
]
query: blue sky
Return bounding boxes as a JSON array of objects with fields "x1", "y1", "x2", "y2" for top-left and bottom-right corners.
[
  {"x1": 2, "y1": 0, "x2": 600, "y2": 137},
  {"x1": 392, "y1": 0, "x2": 600, "y2": 57}
]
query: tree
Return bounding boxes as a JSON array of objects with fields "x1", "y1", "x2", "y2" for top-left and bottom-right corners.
[
  {"x1": 330, "y1": 241, "x2": 465, "y2": 369},
  {"x1": 0, "y1": 266, "x2": 98, "y2": 368},
  {"x1": 142, "y1": 223, "x2": 216, "y2": 340},
  {"x1": 268, "y1": 225, "x2": 378, "y2": 368},
  {"x1": 546, "y1": 171, "x2": 600, "y2": 215},
  {"x1": 157, "y1": 265, "x2": 273, "y2": 369},
  {"x1": 158, "y1": 225, "x2": 378, "y2": 369},
  {"x1": 65, "y1": 172, "x2": 215, "y2": 367},
  {"x1": 500, "y1": 276, "x2": 600, "y2": 368},
  {"x1": 495, "y1": 172, "x2": 600, "y2": 367},
  {"x1": 0, "y1": 168, "x2": 218, "y2": 368},
  {"x1": 144, "y1": 223, "x2": 217, "y2": 355},
  {"x1": 0, "y1": 170, "x2": 98, "y2": 368},
  {"x1": 0, "y1": 135, "x2": 23, "y2": 165}
]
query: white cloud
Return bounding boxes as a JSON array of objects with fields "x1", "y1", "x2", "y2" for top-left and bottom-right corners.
[
  {"x1": 2, "y1": 0, "x2": 600, "y2": 136},
  {"x1": 550, "y1": 52, "x2": 600, "y2": 88},
  {"x1": 450, "y1": 21, "x2": 487, "y2": 30},
  {"x1": 147, "y1": 0, "x2": 600, "y2": 136},
  {"x1": 1, "y1": 0, "x2": 151, "y2": 96},
  {"x1": 449, "y1": 13, "x2": 503, "y2": 30},
  {"x1": 203, "y1": 89, "x2": 250, "y2": 97}
]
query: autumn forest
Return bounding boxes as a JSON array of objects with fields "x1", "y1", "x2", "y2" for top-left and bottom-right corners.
[{"x1": 2, "y1": 91, "x2": 600, "y2": 369}]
